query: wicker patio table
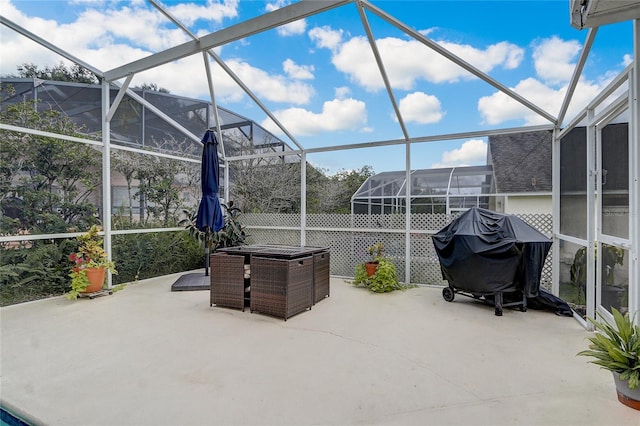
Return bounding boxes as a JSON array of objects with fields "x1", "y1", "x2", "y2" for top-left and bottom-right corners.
[{"x1": 210, "y1": 245, "x2": 329, "y2": 320}]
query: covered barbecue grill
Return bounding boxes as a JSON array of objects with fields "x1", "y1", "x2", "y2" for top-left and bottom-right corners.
[{"x1": 432, "y1": 207, "x2": 552, "y2": 316}]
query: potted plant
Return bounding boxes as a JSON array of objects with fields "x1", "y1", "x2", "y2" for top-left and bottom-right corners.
[
  {"x1": 68, "y1": 225, "x2": 118, "y2": 299},
  {"x1": 577, "y1": 308, "x2": 640, "y2": 410},
  {"x1": 364, "y1": 242, "x2": 384, "y2": 277},
  {"x1": 350, "y1": 242, "x2": 404, "y2": 293}
]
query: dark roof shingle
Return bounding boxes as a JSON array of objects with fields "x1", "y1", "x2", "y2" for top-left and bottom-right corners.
[{"x1": 488, "y1": 130, "x2": 552, "y2": 193}]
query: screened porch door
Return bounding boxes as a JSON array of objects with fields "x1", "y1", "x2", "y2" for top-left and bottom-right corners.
[{"x1": 596, "y1": 107, "x2": 631, "y2": 318}]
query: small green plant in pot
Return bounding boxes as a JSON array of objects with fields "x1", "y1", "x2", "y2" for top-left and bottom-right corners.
[
  {"x1": 68, "y1": 225, "x2": 118, "y2": 299},
  {"x1": 351, "y1": 242, "x2": 404, "y2": 293},
  {"x1": 577, "y1": 308, "x2": 640, "y2": 410}
]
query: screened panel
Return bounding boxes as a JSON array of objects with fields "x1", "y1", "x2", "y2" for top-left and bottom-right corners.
[
  {"x1": 0, "y1": 80, "x2": 103, "y2": 134},
  {"x1": 111, "y1": 150, "x2": 200, "y2": 229},
  {"x1": 558, "y1": 239, "x2": 589, "y2": 320},
  {"x1": 600, "y1": 121, "x2": 629, "y2": 239},
  {"x1": 600, "y1": 243, "x2": 629, "y2": 314},
  {"x1": 559, "y1": 127, "x2": 588, "y2": 239}
]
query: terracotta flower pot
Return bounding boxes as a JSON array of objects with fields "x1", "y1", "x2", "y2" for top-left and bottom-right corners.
[
  {"x1": 613, "y1": 372, "x2": 640, "y2": 410},
  {"x1": 83, "y1": 267, "x2": 106, "y2": 293},
  {"x1": 365, "y1": 262, "x2": 378, "y2": 277}
]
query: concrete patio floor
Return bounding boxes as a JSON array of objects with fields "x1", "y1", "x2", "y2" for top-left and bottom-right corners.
[{"x1": 1, "y1": 272, "x2": 638, "y2": 426}]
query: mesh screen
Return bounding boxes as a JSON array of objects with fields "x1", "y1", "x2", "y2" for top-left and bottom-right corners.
[{"x1": 243, "y1": 212, "x2": 553, "y2": 288}]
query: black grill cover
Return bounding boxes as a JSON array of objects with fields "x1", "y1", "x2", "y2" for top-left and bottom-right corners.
[{"x1": 432, "y1": 207, "x2": 552, "y2": 297}]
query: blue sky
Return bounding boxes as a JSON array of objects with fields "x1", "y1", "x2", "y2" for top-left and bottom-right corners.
[{"x1": 0, "y1": 0, "x2": 634, "y2": 175}]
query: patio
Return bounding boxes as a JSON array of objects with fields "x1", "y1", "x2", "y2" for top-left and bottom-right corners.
[{"x1": 1, "y1": 273, "x2": 637, "y2": 426}]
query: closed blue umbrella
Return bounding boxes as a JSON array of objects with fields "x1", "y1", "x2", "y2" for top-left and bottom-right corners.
[{"x1": 195, "y1": 130, "x2": 225, "y2": 276}]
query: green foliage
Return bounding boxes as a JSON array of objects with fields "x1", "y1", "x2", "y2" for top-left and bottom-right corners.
[
  {"x1": 570, "y1": 245, "x2": 625, "y2": 305},
  {"x1": 227, "y1": 132, "x2": 373, "y2": 214},
  {"x1": 67, "y1": 225, "x2": 118, "y2": 300},
  {"x1": 367, "y1": 242, "x2": 385, "y2": 262},
  {"x1": 577, "y1": 308, "x2": 640, "y2": 390},
  {"x1": 111, "y1": 230, "x2": 202, "y2": 285},
  {"x1": 0, "y1": 239, "x2": 76, "y2": 306},
  {"x1": 11, "y1": 62, "x2": 99, "y2": 84},
  {"x1": 179, "y1": 201, "x2": 247, "y2": 255},
  {"x1": 571, "y1": 245, "x2": 625, "y2": 286},
  {"x1": 351, "y1": 258, "x2": 404, "y2": 293},
  {"x1": 325, "y1": 166, "x2": 374, "y2": 214},
  {"x1": 0, "y1": 91, "x2": 101, "y2": 233},
  {"x1": 0, "y1": 81, "x2": 206, "y2": 305},
  {"x1": 138, "y1": 155, "x2": 189, "y2": 226}
]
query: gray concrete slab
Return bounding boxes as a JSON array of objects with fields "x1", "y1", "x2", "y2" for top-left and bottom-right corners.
[{"x1": 1, "y1": 273, "x2": 638, "y2": 425}]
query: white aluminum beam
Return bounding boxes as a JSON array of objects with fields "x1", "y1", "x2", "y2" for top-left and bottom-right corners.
[
  {"x1": 148, "y1": 0, "x2": 303, "y2": 152},
  {"x1": 361, "y1": 1, "x2": 557, "y2": 125},
  {"x1": 116, "y1": 84, "x2": 201, "y2": 143},
  {"x1": 102, "y1": 80, "x2": 113, "y2": 289},
  {"x1": 0, "y1": 123, "x2": 102, "y2": 147},
  {"x1": 106, "y1": 74, "x2": 134, "y2": 122},
  {"x1": 557, "y1": 28, "x2": 598, "y2": 126},
  {"x1": 630, "y1": 19, "x2": 640, "y2": 323},
  {"x1": 356, "y1": 2, "x2": 409, "y2": 141},
  {"x1": 105, "y1": 0, "x2": 352, "y2": 82}
]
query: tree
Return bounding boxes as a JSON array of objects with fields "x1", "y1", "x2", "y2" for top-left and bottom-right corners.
[
  {"x1": 138, "y1": 155, "x2": 188, "y2": 226},
  {"x1": 319, "y1": 166, "x2": 375, "y2": 213},
  {"x1": 112, "y1": 150, "x2": 142, "y2": 223},
  {"x1": 0, "y1": 92, "x2": 101, "y2": 233},
  {"x1": 8, "y1": 62, "x2": 99, "y2": 84},
  {"x1": 135, "y1": 83, "x2": 170, "y2": 93}
]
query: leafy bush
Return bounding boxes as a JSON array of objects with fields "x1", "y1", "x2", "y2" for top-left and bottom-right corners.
[
  {"x1": 351, "y1": 257, "x2": 405, "y2": 293},
  {"x1": 0, "y1": 229, "x2": 202, "y2": 306},
  {"x1": 112, "y1": 231, "x2": 202, "y2": 285},
  {"x1": 0, "y1": 239, "x2": 76, "y2": 306}
]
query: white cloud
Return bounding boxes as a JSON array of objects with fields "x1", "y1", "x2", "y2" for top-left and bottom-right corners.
[
  {"x1": 265, "y1": 0, "x2": 290, "y2": 11},
  {"x1": 313, "y1": 30, "x2": 524, "y2": 92},
  {"x1": 308, "y1": 26, "x2": 343, "y2": 51},
  {"x1": 432, "y1": 139, "x2": 487, "y2": 168},
  {"x1": 283, "y1": 59, "x2": 314, "y2": 80},
  {"x1": 476, "y1": 35, "x2": 625, "y2": 126},
  {"x1": 477, "y1": 77, "x2": 604, "y2": 126},
  {"x1": 167, "y1": 0, "x2": 239, "y2": 26},
  {"x1": 225, "y1": 59, "x2": 314, "y2": 104},
  {"x1": 261, "y1": 98, "x2": 367, "y2": 136},
  {"x1": 0, "y1": 0, "x2": 315, "y2": 105},
  {"x1": 532, "y1": 36, "x2": 581, "y2": 85},
  {"x1": 277, "y1": 20, "x2": 306, "y2": 36},
  {"x1": 0, "y1": 0, "x2": 239, "y2": 75},
  {"x1": 335, "y1": 86, "x2": 350, "y2": 99},
  {"x1": 398, "y1": 92, "x2": 444, "y2": 124},
  {"x1": 622, "y1": 54, "x2": 633, "y2": 67}
]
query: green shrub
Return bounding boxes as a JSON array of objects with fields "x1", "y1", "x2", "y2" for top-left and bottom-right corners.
[
  {"x1": 350, "y1": 257, "x2": 405, "y2": 293},
  {"x1": 112, "y1": 231, "x2": 202, "y2": 285}
]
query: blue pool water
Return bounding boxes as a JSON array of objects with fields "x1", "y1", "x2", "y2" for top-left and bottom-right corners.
[{"x1": 0, "y1": 407, "x2": 30, "y2": 426}]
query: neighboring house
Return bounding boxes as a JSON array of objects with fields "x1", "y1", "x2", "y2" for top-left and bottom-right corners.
[{"x1": 487, "y1": 130, "x2": 552, "y2": 215}]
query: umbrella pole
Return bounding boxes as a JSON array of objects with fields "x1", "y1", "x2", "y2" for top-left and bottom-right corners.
[{"x1": 204, "y1": 232, "x2": 210, "y2": 277}]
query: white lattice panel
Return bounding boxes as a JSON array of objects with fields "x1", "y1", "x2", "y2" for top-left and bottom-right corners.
[
  {"x1": 243, "y1": 212, "x2": 553, "y2": 287},
  {"x1": 307, "y1": 214, "x2": 352, "y2": 228},
  {"x1": 242, "y1": 213, "x2": 301, "y2": 227},
  {"x1": 245, "y1": 228, "x2": 300, "y2": 246},
  {"x1": 410, "y1": 213, "x2": 455, "y2": 232},
  {"x1": 352, "y1": 214, "x2": 405, "y2": 229}
]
